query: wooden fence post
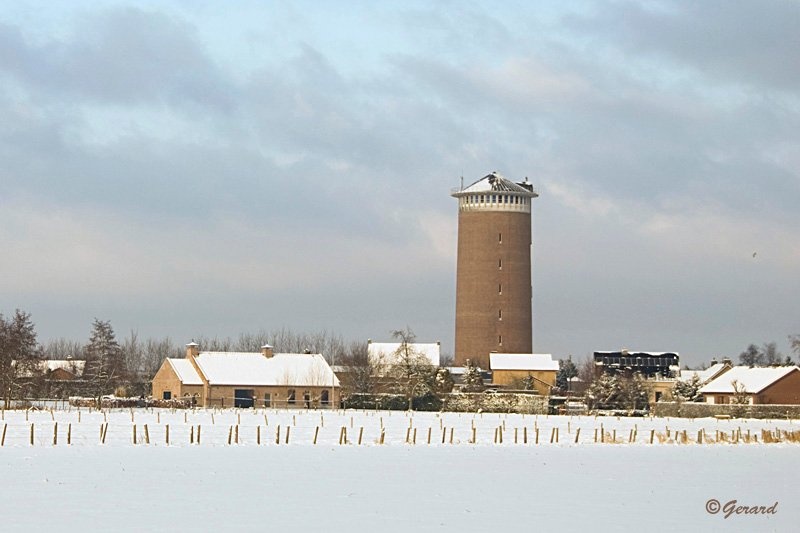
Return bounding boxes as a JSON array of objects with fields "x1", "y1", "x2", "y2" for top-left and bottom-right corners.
[
  {"x1": 649, "y1": 429, "x2": 655, "y2": 444},
  {"x1": 574, "y1": 428, "x2": 580, "y2": 444},
  {"x1": 285, "y1": 425, "x2": 291, "y2": 444},
  {"x1": 53, "y1": 422, "x2": 58, "y2": 446},
  {"x1": 30, "y1": 423, "x2": 34, "y2": 446},
  {"x1": 102, "y1": 423, "x2": 108, "y2": 444},
  {"x1": 313, "y1": 426, "x2": 319, "y2": 445},
  {"x1": 68, "y1": 423, "x2": 72, "y2": 445},
  {"x1": 144, "y1": 424, "x2": 150, "y2": 445},
  {"x1": 165, "y1": 424, "x2": 169, "y2": 446},
  {"x1": 359, "y1": 427, "x2": 364, "y2": 446},
  {"x1": 133, "y1": 424, "x2": 137, "y2": 445},
  {"x1": 257, "y1": 425, "x2": 261, "y2": 445}
]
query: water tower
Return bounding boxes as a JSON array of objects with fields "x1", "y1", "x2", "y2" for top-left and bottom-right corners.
[{"x1": 451, "y1": 172, "x2": 538, "y2": 368}]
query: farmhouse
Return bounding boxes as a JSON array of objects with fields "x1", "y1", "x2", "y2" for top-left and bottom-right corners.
[
  {"x1": 489, "y1": 353, "x2": 559, "y2": 395},
  {"x1": 699, "y1": 366, "x2": 800, "y2": 405},
  {"x1": 152, "y1": 343, "x2": 340, "y2": 408}
]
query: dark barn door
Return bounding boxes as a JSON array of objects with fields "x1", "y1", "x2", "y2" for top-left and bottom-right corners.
[{"x1": 234, "y1": 389, "x2": 255, "y2": 408}]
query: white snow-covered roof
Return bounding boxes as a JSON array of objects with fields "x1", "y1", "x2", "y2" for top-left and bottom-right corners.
[
  {"x1": 192, "y1": 352, "x2": 339, "y2": 387},
  {"x1": 167, "y1": 359, "x2": 203, "y2": 386},
  {"x1": 41, "y1": 360, "x2": 86, "y2": 373},
  {"x1": 699, "y1": 366, "x2": 799, "y2": 395},
  {"x1": 368, "y1": 342, "x2": 440, "y2": 366},
  {"x1": 455, "y1": 172, "x2": 537, "y2": 196},
  {"x1": 489, "y1": 353, "x2": 559, "y2": 372},
  {"x1": 680, "y1": 363, "x2": 730, "y2": 384}
]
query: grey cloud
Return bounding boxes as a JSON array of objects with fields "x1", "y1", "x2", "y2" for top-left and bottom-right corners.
[
  {"x1": 562, "y1": 0, "x2": 800, "y2": 93},
  {"x1": 0, "y1": 8, "x2": 234, "y2": 110}
]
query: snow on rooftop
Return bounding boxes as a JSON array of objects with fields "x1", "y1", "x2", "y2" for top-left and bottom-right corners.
[
  {"x1": 699, "y1": 366, "x2": 799, "y2": 394},
  {"x1": 193, "y1": 352, "x2": 339, "y2": 387},
  {"x1": 41, "y1": 360, "x2": 86, "y2": 372},
  {"x1": 489, "y1": 353, "x2": 559, "y2": 372},
  {"x1": 679, "y1": 363, "x2": 729, "y2": 384},
  {"x1": 167, "y1": 359, "x2": 203, "y2": 386},
  {"x1": 368, "y1": 342, "x2": 440, "y2": 366}
]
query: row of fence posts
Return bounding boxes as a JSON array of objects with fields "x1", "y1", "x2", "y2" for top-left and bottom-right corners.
[{"x1": 1, "y1": 421, "x2": 798, "y2": 446}]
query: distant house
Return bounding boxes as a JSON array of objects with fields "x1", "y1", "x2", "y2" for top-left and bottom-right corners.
[
  {"x1": 41, "y1": 359, "x2": 86, "y2": 381},
  {"x1": 699, "y1": 366, "x2": 800, "y2": 405},
  {"x1": 151, "y1": 343, "x2": 340, "y2": 408},
  {"x1": 367, "y1": 340, "x2": 441, "y2": 366},
  {"x1": 489, "y1": 353, "x2": 559, "y2": 396}
]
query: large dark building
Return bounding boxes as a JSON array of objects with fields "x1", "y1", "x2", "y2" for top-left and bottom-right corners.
[
  {"x1": 593, "y1": 350, "x2": 680, "y2": 378},
  {"x1": 451, "y1": 172, "x2": 538, "y2": 368}
]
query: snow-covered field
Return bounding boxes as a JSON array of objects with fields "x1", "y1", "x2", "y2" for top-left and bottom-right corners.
[{"x1": 1, "y1": 408, "x2": 798, "y2": 532}]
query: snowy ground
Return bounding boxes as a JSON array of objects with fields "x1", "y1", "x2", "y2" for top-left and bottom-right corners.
[{"x1": 1, "y1": 408, "x2": 798, "y2": 532}]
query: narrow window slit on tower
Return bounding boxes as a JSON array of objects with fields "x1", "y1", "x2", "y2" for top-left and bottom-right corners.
[
  {"x1": 498, "y1": 335, "x2": 502, "y2": 345},
  {"x1": 498, "y1": 259, "x2": 502, "y2": 269},
  {"x1": 498, "y1": 284, "x2": 502, "y2": 294},
  {"x1": 498, "y1": 233, "x2": 502, "y2": 243},
  {"x1": 498, "y1": 309, "x2": 502, "y2": 320}
]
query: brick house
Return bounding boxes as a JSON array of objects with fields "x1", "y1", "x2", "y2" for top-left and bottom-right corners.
[
  {"x1": 152, "y1": 343, "x2": 340, "y2": 408},
  {"x1": 699, "y1": 366, "x2": 800, "y2": 405}
]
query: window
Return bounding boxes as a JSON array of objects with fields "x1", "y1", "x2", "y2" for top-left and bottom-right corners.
[
  {"x1": 498, "y1": 283, "x2": 502, "y2": 294},
  {"x1": 264, "y1": 393, "x2": 271, "y2": 408},
  {"x1": 303, "y1": 391, "x2": 311, "y2": 408},
  {"x1": 498, "y1": 233, "x2": 502, "y2": 243},
  {"x1": 498, "y1": 309, "x2": 502, "y2": 320},
  {"x1": 321, "y1": 390, "x2": 330, "y2": 406},
  {"x1": 498, "y1": 258, "x2": 502, "y2": 269},
  {"x1": 162, "y1": 391, "x2": 172, "y2": 400},
  {"x1": 498, "y1": 335, "x2": 502, "y2": 345},
  {"x1": 287, "y1": 389, "x2": 296, "y2": 405}
]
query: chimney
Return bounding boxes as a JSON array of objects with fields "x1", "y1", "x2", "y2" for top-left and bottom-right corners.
[
  {"x1": 186, "y1": 341, "x2": 199, "y2": 359},
  {"x1": 261, "y1": 344, "x2": 274, "y2": 358}
]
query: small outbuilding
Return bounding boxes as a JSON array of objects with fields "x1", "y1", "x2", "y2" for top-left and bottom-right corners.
[
  {"x1": 699, "y1": 366, "x2": 800, "y2": 405},
  {"x1": 489, "y1": 353, "x2": 559, "y2": 395},
  {"x1": 152, "y1": 343, "x2": 340, "y2": 408}
]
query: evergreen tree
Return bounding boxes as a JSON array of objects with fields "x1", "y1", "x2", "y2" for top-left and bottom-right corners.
[
  {"x1": 84, "y1": 319, "x2": 125, "y2": 403},
  {"x1": 556, "y1": 357, "x2": 578, "y2": 390},
  {"x1": 462, "y1": 359, "x2": 484, "y2": 392},
  {"x1": 673, "y1": 374, "x2": 703, "y2": 402},
  {"x1": 0, "y1": 310, "x2": 42, "y2": 408}
]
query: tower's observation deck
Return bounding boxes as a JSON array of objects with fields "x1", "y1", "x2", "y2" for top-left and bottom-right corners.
[{"x1": 451, "y1": 172, "x2": 538, "y2": 368}]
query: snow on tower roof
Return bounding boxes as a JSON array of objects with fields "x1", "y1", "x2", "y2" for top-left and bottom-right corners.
[
  {"x1": 192, "y1": 352, "x2": 339, "y2": 387},
  {"x1": 454, "y1": 172, "x2": 538, "y2": 197},
  {"x1": 698, "y1": 365, "x2": 799, "y2": 394},
  {"x1": 489, "y1": 353, "x2": 559, "y2": 371}
]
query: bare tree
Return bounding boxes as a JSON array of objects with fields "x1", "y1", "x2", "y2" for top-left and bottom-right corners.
[
  {"x1": 42, "y1": 338, "x2": 85, "y2": 360},
  {"x1": 388, "y1": 327, "x2": 435, "y2": 410}
]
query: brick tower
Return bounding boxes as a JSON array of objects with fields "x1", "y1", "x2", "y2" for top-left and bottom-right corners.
[{"x1": 451, "y1": 172, "x2": 538, "y2": 368}]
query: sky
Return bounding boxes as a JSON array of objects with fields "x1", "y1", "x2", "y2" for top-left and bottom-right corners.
[{"x1": 1, "y1": 0, "x2": 798, "y2": 367}]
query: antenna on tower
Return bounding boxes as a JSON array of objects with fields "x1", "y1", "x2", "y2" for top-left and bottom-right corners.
[{"x1": 460, "y1": 175, "x2": 464, "y2": 191}]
